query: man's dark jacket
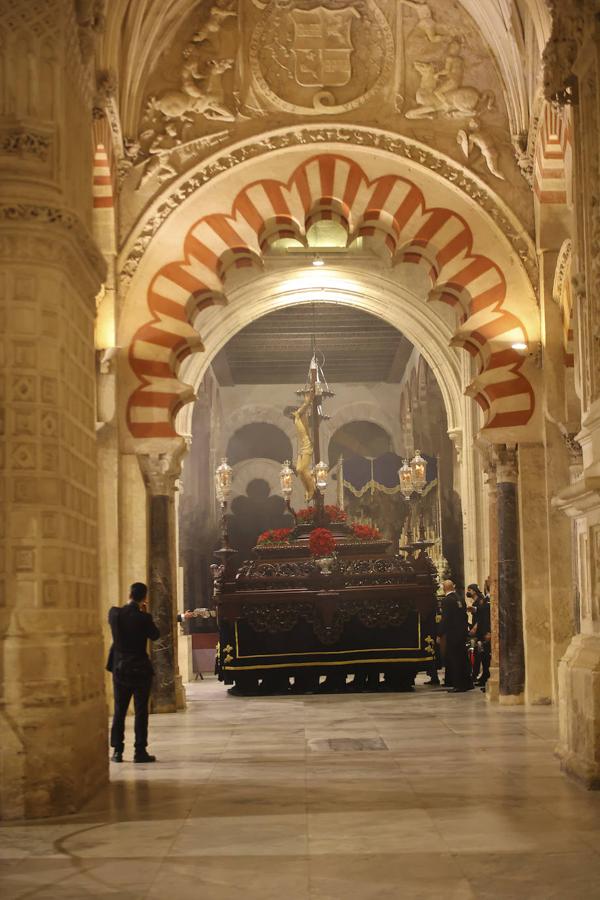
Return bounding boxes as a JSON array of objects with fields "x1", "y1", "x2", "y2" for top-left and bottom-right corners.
[
  {"x1": 107, "y1": 603, "x2": 160, "y2": 682},
  {"x1": 439, "y1": 591, "x2": 469, "y2": 644}
]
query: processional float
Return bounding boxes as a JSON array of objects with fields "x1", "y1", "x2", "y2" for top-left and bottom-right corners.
[{"x1": 212, "y1": 352, "x2": 439, "y2": 695}]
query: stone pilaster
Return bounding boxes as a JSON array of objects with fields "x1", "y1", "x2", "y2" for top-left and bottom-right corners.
[
  {"x1": 546, "y1": 0, "x2": 600, "y2": 789},
  {"x1": 138, "y1": 443, "x2": 187, "y2": 714},
  {"x1": 495, "y1": 445, "x2": 525, "y2": 703},
  {"x1": 484, "y1": 459, "x2": 500, "y2": 703},
  {"x1": 554, "y1": 408, "x2": 600, "y2": 787},
  {"x1": 0, "y1": 1, "x2": 107, "y2": 819}
]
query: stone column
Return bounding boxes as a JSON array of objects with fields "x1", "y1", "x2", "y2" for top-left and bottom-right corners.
[
  {"x1": 484, "y1": 459, "x2": 500, "y2": 702},
  {"x1": 495, "y1": 445, "x2": 525, "y2": 703},
  {"x1": 0, "y1": 2, "x2": 107, "y2": 819},
  {"x1": 139, "y1": 445, "x2": 186, "y2": 714},
  {"x1": 545, "y1": 2, "x2": 600, "y2": 787}
]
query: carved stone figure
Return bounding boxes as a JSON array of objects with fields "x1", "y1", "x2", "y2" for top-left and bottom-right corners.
[
  {"x1": 457, "y1": 120, "x2": 504, "y2": 180},
  {"x1": 150, "y1": 58, "x2": 235, "y2": 124},
  {"x1": 406, "y1": 58, "x2": 495, "y2": 120},
  {"x1": 192, "y1": 0, "x2": 237, "y2": 46},
  {"x1": 137, "y1": 124, "x2": 182, "y2": 190},
  {"x1": 399, "y1": 0, "x2": 449, "y2": 43}
]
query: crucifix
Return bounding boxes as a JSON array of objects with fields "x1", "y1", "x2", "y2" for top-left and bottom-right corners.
[{"x1": 292, "y1": 351, "x2": 333, "y2": 526}]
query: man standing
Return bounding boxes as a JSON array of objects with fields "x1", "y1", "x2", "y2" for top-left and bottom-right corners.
[
  {"x1": 439, "y1": 579, "x2": 473, "y2": 693},
  {"x1": 468, "y1": 583, "x2": 491, "y2": 687},
  {"x1": 107, "y1": 582, "x2": 160, "y2": 763}
]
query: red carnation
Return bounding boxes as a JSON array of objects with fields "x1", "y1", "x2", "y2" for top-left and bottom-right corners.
[
  {"x1": 324, "y1": 505, "x2": 347, "y2": 523},
  {"x1": 309, "y1": 527, "x2": 336, "y2": 557},
  {"x1": 257, "y1": 528, "x2": 292, "y2": 545},
  {"x1": 351, "y1": 523, "x2": 382, "y2": 542}
]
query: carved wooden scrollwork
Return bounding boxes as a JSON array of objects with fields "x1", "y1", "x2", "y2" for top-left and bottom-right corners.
[{"x1": 242, "y1": 595, "x2": 414, "y2": 645}]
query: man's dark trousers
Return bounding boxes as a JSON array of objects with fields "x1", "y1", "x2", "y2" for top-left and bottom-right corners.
[{"x1": 110, "y1": 676, "x2": 152, "y2": 754}]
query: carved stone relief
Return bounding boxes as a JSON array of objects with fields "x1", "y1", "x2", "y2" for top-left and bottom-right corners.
[
  {"x1": 401, "y1": 3, "x2": 504, "y2": 180},
  {"x1": 132, "y1": 0, "x2": 238, "y2": 191},
  {"x1": 123, "y1": 0, "x2": 514, "y2": 205},
  {"x1": 248, "y1": 0, "x2": 393, "y2": 115}
]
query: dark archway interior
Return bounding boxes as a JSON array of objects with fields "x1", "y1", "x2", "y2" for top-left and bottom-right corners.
[{"x1": 227, "y1": 423, "x2": 293, "y2": 465}]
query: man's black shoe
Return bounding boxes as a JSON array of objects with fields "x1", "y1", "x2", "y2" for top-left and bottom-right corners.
[
  {"x1": 447, "y1": 686, "x2": 474, "y2": 693},
  {"x1": 134, "y1": 752, "x2": 156, "y2": 763},
  {"x1": 111, "y1": 751, "x2": 123, "y2": 763}
]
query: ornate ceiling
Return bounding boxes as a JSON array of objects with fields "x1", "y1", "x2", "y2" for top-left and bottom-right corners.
[
  {"x1": 99, "y1": 0, "x2": 551, "y2": 141},
  {"x1": 211, "y1": 302, "x2": 414, "y2": 385}
]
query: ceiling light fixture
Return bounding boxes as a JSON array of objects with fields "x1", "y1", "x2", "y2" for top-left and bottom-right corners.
[{"x1": 511, "y1": 342, "x2": 527, "y2": 351}]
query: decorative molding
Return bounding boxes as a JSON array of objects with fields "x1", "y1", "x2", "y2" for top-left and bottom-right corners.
[
  {"x1": 562, "y1": 431, "x2": 583, "y2": 461},
  {"x1": 0, "y1": 128, "x2": 51, "y2": 162},
  {"x1": 542, "y1": 1, "x2": 595, "y2": 103},
  {"x1": 0, "y1": 204, "x2": 106, "y2": 283},
  {"x1": 494, "y1": 444, "x2": 518, "y2": 483},
  {"x1": 553, "y1": 239, "x2": 573, "y2": 305},
  {"x1": 119, "y1": 125, "x2": 538, "y2": 290},
  {"x1": 138, "y1": 442, "x2": 188, "y2": 496}
]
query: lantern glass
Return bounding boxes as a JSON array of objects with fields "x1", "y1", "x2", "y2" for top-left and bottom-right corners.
[
  {"x1": 399, "y1": 459, "x2": 413, "y2": 497},
  {"x1": 411, "y1": 450, "x2": 427, "y2": 493},
  {"x1": 215, "y1": 457, "x2": 233, "y2": 503},
  {"x1": 315, "y1": 459, "x2": 328, "y2": 491},
  {"x1": 280, "y1": 460, "x2": 294, "y2": 497}
]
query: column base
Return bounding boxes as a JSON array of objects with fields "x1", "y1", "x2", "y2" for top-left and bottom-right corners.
[
  {"x1": 557, "y1": 633, "x2": 600, "y2": 790},
  {"x1": 486, "y1": 666, "x2": 499, "y2": 703},
  {"x1": 175, "y1": 674, "x2": 186, "y2": 710},
  {"x1": 499, "y1": 692, "x2": 524, "y2": 705}
]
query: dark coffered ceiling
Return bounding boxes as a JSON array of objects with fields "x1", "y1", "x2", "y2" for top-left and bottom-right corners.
[{"x1": 212, "y1": 303, "x2": 413, "y2": 386}]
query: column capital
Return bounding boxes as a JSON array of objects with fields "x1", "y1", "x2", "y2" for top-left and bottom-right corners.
[
  {"x1": 493, "y1": 444, "x2": 518, "y2": 484},
  {"x1": 138, "y1": 441, "x2": 187, "y2": 496}
]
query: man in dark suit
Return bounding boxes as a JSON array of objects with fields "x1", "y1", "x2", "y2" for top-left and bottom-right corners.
[
  {"x1": 467, "y1": 583, "x2": 491, "y2": 686},
  {"x1": 107, "y1": 582, "x2": 160, "y2": 763},
  {"x1": 438, "y1": 579, "x2": 473, "y2": 693}
]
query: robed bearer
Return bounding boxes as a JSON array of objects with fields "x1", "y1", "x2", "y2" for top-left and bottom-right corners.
[
  {"x1": 107, "y1": 582, "x2": 160, "y2": 762},
  {"x1": 438, "y1": 579, "x2": 473, "y2": 693}
]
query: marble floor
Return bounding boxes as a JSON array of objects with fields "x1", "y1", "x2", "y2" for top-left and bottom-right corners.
[{"x1": 2, "y1": 677, "x2": 600, "y2": 899}]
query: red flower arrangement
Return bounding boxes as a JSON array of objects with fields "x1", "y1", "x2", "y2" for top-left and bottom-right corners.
[
  {"x1": 351, "y1": 523, "x2": 382, "y2": 542},
  {"x1": 296, "y1": 505, "x2": 347, "y2": 524},
  {"x1": 324, "y1": 505, "x2": 347, "y2": 523},
  {"x1": 257, "y1": 527, "x2": 293, "y2": 546},
  {"x1": 309, "y1": 527, "x2": 336, "y2": 557}
]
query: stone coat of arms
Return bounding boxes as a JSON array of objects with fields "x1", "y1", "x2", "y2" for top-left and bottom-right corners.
[
  {"x1": 290, "y1": 6, "x2": 359, "y2": 88},
  {"x1": 249, "y1": 0, "x2": 393, "y2": 115}
]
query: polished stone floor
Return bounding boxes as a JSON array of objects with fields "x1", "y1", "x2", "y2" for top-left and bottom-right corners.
[{"x1": 2, "y1": 676, "x2": 600, "y2": 899}]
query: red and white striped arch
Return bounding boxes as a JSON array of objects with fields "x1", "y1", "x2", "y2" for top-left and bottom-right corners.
[
  {"x1": 125, "y1": 152, "x2": 537, "y2": 440},
  {"x1": 534, "y1": 103, "x2": 571, "y2": 205}
]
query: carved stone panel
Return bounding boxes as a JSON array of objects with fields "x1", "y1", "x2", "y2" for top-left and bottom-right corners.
[{"x1": 248, "y1": 0, "x2": 393, "y2": 115}]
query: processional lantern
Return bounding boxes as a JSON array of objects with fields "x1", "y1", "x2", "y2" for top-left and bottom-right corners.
[
  {"x1": 398, "y1": 451, "x2": 427, "y2": 498},
  {"x1": 314, "y1": 459, "x2": 329, "y2": 491},
  {"x1": 279, "y1": 460, "x2": 294, "y2": 498},
  {"x1": 215, "y1": 457, "x2": 233, "y2": 504},
  {"x1": 410, "y1": 450, "x2": 427, "y2": 493}
]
